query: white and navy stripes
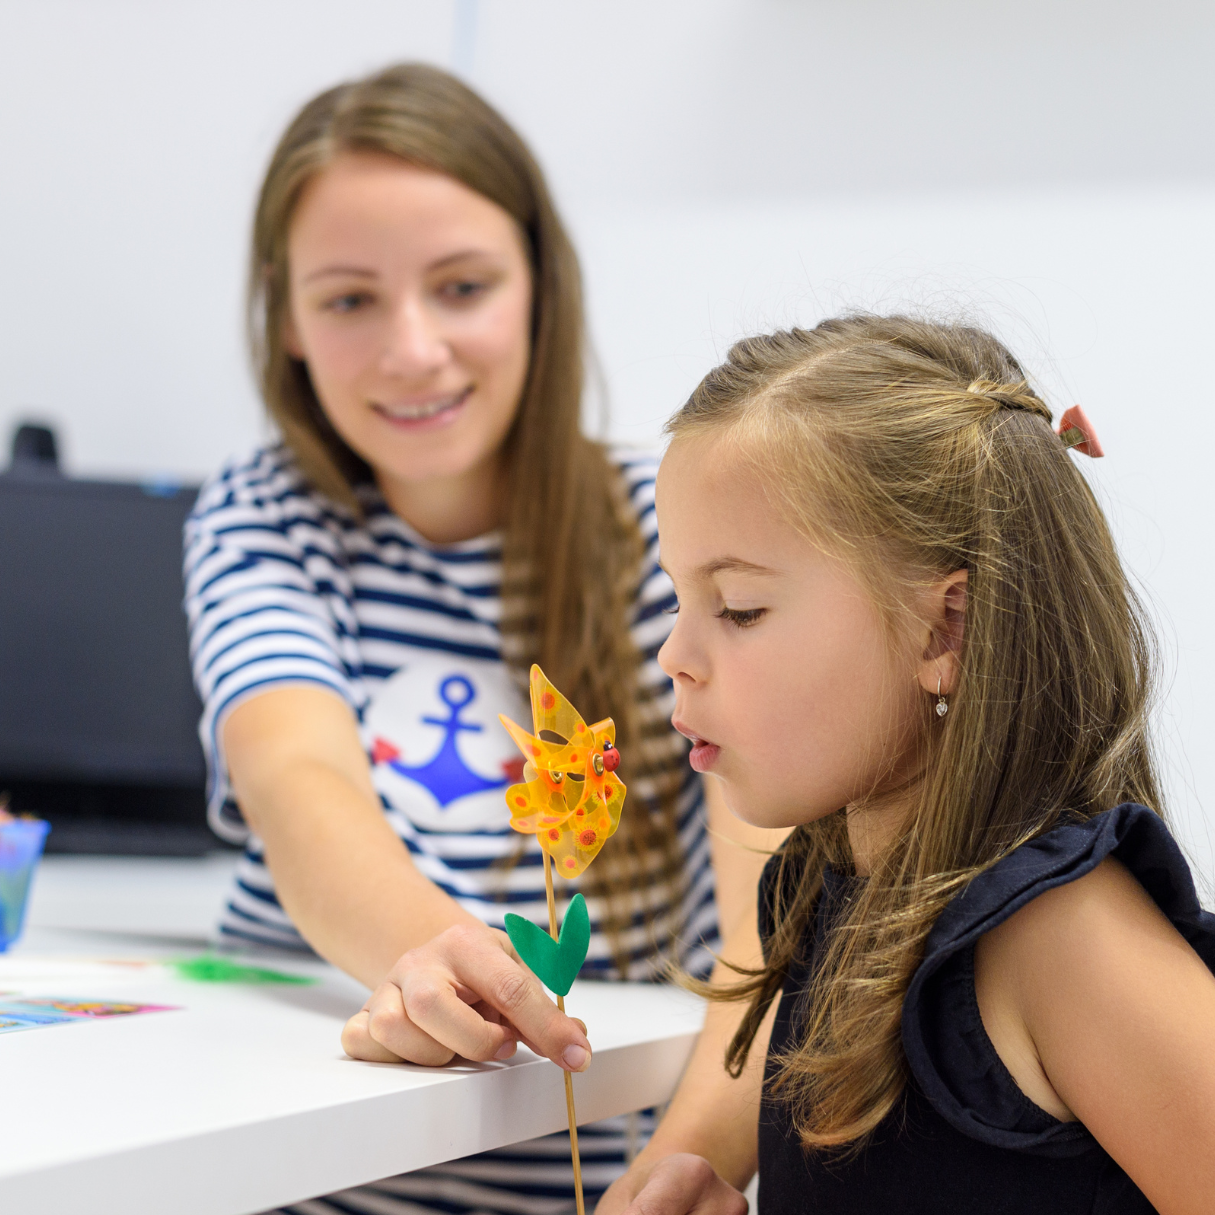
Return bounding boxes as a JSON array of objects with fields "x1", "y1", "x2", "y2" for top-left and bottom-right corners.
[{"x1": 185, "y1": 444, "x2": 716, "y2": 1213}]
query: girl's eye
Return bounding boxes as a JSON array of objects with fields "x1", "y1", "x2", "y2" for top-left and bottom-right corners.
[
  {"x1": 662, "y1": 600, "x2": 680, "y2": 616},
  {"x1": 717, "y1": 606, "x2": 766, "y2": 628}
]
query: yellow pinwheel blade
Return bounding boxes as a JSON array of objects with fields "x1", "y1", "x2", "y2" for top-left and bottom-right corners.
[{"x1": 540, "y1": 773, "x2": 626, "y2": 878}]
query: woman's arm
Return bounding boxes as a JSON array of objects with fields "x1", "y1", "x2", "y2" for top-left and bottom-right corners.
[
  {"x1": 225, "y1": 685, "x2": 470, "y2": 982},
  {"x1": 976, "y1": 857, "x2": 1215, "y2": 1215},
  {"x1": 224, "y1": 685, "x2": 591, "y2": 1069}
]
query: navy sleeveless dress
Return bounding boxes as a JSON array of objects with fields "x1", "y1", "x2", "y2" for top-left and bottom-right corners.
[{"x1": 757, "y1": 804, "x2": 1215, "y2": 1214}]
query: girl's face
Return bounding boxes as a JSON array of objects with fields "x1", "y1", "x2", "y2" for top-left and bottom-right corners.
[
  {"x1": 656, "y1": 437, "x2": 927, "y2": 832},
  {"x1": 285, "y1": 153, "x2": 533, "y2": 512}
]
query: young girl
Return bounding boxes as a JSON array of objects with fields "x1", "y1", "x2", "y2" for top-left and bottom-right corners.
[
  {"x1": 599, "y1": 315, "x2": 1215, "y2": 1213},
  {"x1": 183, "y1": 63, "x2": 759, "y2": 1215}
]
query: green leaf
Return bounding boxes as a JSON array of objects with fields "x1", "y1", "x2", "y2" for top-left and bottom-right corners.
[{"x1": 505, "y1": 893, "x2": 591, "y2": 998}]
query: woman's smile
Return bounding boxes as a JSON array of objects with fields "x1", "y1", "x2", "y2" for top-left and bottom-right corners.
[{"x1": 370, "y1": 386, "x2": 473, "y2": 428}]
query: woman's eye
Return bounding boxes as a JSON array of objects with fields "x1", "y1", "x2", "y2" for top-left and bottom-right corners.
[
  {"x1": 325, "y1": 292, "x2": 371, "y2": 313},
  {"x1": 717, "y1": 606, "x2": 766, "y2": 628},
  {"x1": 439, "y1": 279, "x2": 487, "y2": 302}
]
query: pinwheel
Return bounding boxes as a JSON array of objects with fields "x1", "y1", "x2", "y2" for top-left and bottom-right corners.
[{"x1": 498, "y1": 665, "x2": 626, "y2": 1215}]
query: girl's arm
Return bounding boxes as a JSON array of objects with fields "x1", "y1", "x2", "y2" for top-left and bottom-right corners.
[
  {"x1": 596, "y1": 782, "x2": 786, "y2": 1214},
  {"x1": 596, "y1": 907, "x2": 776, "y2": 1213},
  {"x1": 224, "y1": 685, "x2": 591, "y2": 1069},
  {"x1": 975, "y1": 857, "x2": 1215, "y2": 1215}
]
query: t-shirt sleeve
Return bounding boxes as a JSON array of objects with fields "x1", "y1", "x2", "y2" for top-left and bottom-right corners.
[
  {"x1": 183, "y1": 449, "x2": 361, "y2": 841},
  {"x1": 901, "y1": 802, "x2": 1215, "y2": 1157}
]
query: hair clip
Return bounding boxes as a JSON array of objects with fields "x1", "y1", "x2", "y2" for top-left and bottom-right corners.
[{"x1": 1056, "y1": 405, "x2": 1104, "y2": 458}]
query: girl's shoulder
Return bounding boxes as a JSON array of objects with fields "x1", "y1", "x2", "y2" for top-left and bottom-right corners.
[
  {"x1": 915, "y1": 805, "x2": 1214, "y2": 980},
  {"x1": 904, "y1": 804, "x2": 1215, "y2": 1155}
]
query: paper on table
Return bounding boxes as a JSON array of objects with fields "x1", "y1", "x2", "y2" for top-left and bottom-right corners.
[{"x1": 0, "y1": 997, "x2": 177, "y2": 1034}]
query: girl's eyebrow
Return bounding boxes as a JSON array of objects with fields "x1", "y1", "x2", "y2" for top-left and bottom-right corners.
[
  {"x1": 697, "y1": 556, "x2": 779, "y2": 578},
  {"x1": 656, "y1": 556, "x2": 778, "y2": 580}
]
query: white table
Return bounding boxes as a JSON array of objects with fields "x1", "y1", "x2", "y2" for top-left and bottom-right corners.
[{"x1": 1, "y1": 856, "x2": 706, "y2": 1215}]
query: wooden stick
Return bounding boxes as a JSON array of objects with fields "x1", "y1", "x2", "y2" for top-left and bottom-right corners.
[{"x1": 545, "y1": 851, "x2": 586, "y2": 1215}]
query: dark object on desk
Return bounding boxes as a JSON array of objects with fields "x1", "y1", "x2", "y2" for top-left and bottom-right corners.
[
  {"x1": 11, "y1": 423, "x2": 59, "y2": 469},
  {"x1": 0, "y1": 423, "x2": 225, "y2": 856}
]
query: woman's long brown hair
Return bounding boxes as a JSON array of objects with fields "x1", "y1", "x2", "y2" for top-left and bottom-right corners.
[
  {"x1": 249, "y1": 63, "x2": 685, "y2": 970},
  {"x1": 668, "y1": 315, "x2": 1163, "y2": 1147}
]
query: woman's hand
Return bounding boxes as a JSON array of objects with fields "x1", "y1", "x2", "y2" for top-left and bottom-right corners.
[
  {"x1": 598, "y1": 1154, "x2": 748, "y2": 1215},
  {"x1": 341, "y1": 920, "x2": 592, "y2": 1070}
]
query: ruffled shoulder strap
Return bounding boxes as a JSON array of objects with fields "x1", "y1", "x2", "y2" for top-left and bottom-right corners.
[{"x1": 902, "y1": 803, "x2": 1215, "y2": 1156}]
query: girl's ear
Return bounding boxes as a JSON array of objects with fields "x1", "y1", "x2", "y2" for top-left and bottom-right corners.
[{"x1": 916, "y1": 569, "x2": 968, "y2": 696}]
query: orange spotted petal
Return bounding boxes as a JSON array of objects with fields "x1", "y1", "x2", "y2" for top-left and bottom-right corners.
[{"x1": 540, "y1": 773, "x2": 626, "y2": 877}]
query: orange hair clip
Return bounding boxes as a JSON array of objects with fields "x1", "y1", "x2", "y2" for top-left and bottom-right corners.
[{"x1": 1056, "y1": 405, "x2": 1104, "y2": 458}]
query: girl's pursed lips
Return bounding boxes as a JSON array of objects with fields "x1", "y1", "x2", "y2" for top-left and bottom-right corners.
[
  {"x1": 672, "y1": 719, "x2": 722, "y2": 771},
  {"x1": 671, "y1": 717, "x2": 712, "y2": 746}
]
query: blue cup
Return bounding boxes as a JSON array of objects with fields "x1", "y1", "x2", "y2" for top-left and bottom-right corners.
[{"x1": 0, "y1": 818, "x2": 50, "y2": 952}]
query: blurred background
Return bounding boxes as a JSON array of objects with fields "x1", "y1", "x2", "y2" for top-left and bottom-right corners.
[{"x1": 1, "y1": 1, "x2": 1213, "y2": 881}]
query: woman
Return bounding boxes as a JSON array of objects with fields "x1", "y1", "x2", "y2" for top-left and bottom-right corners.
[{"x1": 184, "y1": 63, "x2": 768, "y2": 1214}]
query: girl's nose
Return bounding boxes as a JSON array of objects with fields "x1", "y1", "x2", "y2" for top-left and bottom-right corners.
[
  {"x1": 379, "y1": 296, "x2": 450, "y2": 378},
  {"x1": 657, "y1": 615, "x2": 703, "y2": 686}
]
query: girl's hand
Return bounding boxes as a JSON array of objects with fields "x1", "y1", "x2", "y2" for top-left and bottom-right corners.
[
  {"x1": 340, "y1": 921, "x2": 593, "y2": 1071},
  {"x1": 598, "y1": 1154, "x2": 748, "y2": 1215}
]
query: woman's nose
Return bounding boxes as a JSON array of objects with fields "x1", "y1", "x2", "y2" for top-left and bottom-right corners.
[{"x1": 379, "y1": 296, "x2": 450, "y2": 378}]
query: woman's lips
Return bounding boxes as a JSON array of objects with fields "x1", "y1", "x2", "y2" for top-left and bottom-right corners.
[
  {"x1": 372, "y1": 386, "x2": 472, "y2": 429},
  {"x1": 674, "y1": 719, "x2": 720, "y2": 772}
]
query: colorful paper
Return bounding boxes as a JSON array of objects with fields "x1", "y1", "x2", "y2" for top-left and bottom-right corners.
[{"x1": 0, "y1": 997, "x2": 176, "y2": 1034}]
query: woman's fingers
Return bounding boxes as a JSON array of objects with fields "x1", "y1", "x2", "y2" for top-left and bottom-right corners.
[
  {"x1": 345, "y1": 923, "x2": 592, "y2": 1071},
  {"x1": 619, "y1": 1155, "x2": 748, "y2": 1215},
  {"x1": 369, "y1": 980, "x2": 499, "y2": 1066},
  {"x1": 340, "y1": 1007, "x2": 407, "y2": 1064},
  {"x1": 395, "y1": 923, "x2": 592, "y2": 1071},
  {"x1": 398, "y1": 969, "x2": 521, "y2": 1063}
]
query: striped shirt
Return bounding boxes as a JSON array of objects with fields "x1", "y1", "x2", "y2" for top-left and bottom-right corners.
[{"x1": 184, "y1": 443, "x2": 717, "y2": 1214}]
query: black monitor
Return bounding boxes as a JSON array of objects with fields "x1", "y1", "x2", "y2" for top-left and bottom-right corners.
[{"x1": 0, "y1": 433, "x2": 219, "y2": 854}]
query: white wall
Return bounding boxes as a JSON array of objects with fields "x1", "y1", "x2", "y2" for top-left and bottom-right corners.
[{"x1": 2, "y1": 1, "x2": 1213, "y2": 882}]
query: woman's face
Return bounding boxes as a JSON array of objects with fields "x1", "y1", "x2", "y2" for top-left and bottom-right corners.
[
  {"x1": 285, "y1": 152, "x2": 533, "y2": 515},
  {"x1": 655, "y1": 436, "x2": 927, "y2": 834}
]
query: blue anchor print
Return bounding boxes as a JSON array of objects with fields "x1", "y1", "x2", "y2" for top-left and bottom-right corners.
[{"x1": 371, "y1": 675, "x2": 513, "y2": 809}]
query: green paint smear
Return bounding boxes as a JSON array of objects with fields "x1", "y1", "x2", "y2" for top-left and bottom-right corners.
[{"x1": 170, "y1": 955, "x2": 316, "y2": 985}]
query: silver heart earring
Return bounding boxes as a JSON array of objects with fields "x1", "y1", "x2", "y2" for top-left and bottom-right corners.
[{"x1": 935, "y1": 675, "x2": 949, "y2": 718}]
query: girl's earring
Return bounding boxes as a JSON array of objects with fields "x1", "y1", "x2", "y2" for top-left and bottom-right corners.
[{"x1": 935, "y1": 675, "x2": 949, "y2": 718}]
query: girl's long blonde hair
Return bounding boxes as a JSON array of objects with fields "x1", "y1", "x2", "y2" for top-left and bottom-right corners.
[
  {"x1": 669, "y1": 314, "x2": 1162, "y2": 1147},
  {"x1": 249, "y1": 63, "x2": 684, "y2": 967}
]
